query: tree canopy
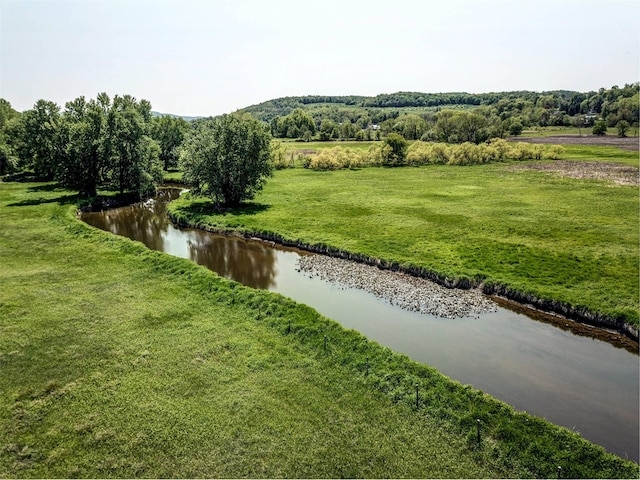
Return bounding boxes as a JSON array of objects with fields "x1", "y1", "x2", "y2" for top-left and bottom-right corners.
[
  {"x1": 3, "y1": 93, "x2": 163, "y2": 197},
  {"x1": 180, "y1": 114, "x2": 273, "y2": 207},
  {"x1": 150, "y1": 115, "x2": 190, "y2": 171}
]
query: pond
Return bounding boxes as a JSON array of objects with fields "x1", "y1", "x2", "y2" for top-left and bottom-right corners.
[{"x1": 82, "y1": 187, "x2": 639, "y2": 462}]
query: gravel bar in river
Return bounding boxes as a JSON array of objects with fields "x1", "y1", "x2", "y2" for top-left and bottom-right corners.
[{"x1": 297, "y1": 255, "x2": 497, "y2": 319}]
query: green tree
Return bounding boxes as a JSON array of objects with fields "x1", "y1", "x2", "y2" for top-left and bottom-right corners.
[
  {"x1": 17, "y1": 99, "x2": 63, "y2": 179},
  {"x1": 0, "y1": 99, "x2": 19, "y2": 130},
  {"x1": 434, "y1": 110, "x2": 458, "y2": 143},
  {"x1": 616, "y1": 120, "x2": 630, "y2": 138},
  {"x1": 180, "y1": 114, "x2": 273, "y2": 207},
  {"x1": 382, "y1": 133, "x2": 408, "y2": 166},
  {"x1": 572, "y1": 115, "x2": 585, "y2": 136},
  {"x1": 340, "y1": 120, "x2": 356, "y2": 140},
  {"x1": 275, "y1": 108, "x2": 316, "y2": 139},
  {"x1": 105, "y1": 95, "x2": 161, "y2": 195},
  {"x1": 458, "y1": 112, "x2": 489, "y2": 143},
  {"x1": 150, "y1": 115, "x2": 190, "y2": 170},
  {"x1": 394, "y1": 114, "x2": 427, "y2": 140},
  {"x1": 57, "y1": 95, "x2": 110, "y2": 197},
  {"x1": 508, "y1": 119, "x2": 523, "y2": 136},
  {"x1": 319, "y1": 118, "x2": 337, "y2": 141},
  {"x1": 0, "y1": 99, "x2": 20, "y2": 175},
  {"x1": 592, "y1": 120, "x2": 607, "y2": 135}
]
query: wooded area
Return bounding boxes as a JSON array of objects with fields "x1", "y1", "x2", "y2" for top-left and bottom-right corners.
[{"x1": 239, "y1": 83, "x2": 639, "y2": 141}]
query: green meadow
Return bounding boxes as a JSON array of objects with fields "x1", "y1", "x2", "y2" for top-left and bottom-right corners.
[
  {"x1": 1, "y1": 178, "x2": 637, "y2": 478},
  {"x1": 170, "y1": 146, "x2": 639, "y2": 327}
]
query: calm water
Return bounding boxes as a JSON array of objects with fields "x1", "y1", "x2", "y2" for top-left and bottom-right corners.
[{"x1": 82, "y1": 188, "x2": 640, "y2": 462}]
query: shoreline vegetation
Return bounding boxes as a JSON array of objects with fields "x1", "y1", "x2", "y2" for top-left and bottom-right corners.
[
  {"x1": 168, "y1": 210, "x2": 639, "y2": 344},
  {"x1": 0, "y1": 180, "x2": 638, "y2": 478}
]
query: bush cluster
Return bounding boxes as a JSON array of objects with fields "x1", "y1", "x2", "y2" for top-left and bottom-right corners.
[
  {"x1": 407, "y1": 139, "x2": 564, "y2": 165},
  {"x1": 297, "y1": 140, "x2": 564, "y2": 171},
  {"x1": 303, "y1": 147, "x2": 369, "y2": 170}
]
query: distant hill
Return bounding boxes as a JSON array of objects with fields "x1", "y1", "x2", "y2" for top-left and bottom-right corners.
[
  {"x1": 235, "y1": 90, "x2": 584, "y2": 123},
  {"x1": 234, "y1": 84, "x2": 639, "y2": 141},
  {"x1": 151, "y1": 111, "x2": 204, "y2": 122}
]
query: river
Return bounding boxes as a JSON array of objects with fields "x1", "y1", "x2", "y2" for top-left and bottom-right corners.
[{"x1": 82, "y1": 187, "x2": 639, "y2": 462}]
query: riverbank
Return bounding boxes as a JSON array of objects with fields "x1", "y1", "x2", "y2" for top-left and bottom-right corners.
[
  {"x1": 295, "y1": 253, "x2": 638, "y2": 351},
  {"x1": 169, "y1": 210, "x2": 640, "y2": 345},
  {"x1": 1, "y1": 180, "x2": 638, "y2": 478},
  {"x1": 168, "y1": 160, "x2": 639, "y2": 341}
]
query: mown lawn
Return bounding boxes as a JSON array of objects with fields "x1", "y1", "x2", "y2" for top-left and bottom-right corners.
[
  {"x1": 1, "y1": 181, "x2": 637, "y2": 478},
  {"x1": 170, "y1": 152, "x2": 639, "y2": 327}
]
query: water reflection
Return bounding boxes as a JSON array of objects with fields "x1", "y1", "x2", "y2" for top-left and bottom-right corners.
[
  {"x1": 185, "y1": 234, "x2": 278, "y2": 289},
  {"x1": 83, "y1": 188, "x2": 279, "y2": 290}
]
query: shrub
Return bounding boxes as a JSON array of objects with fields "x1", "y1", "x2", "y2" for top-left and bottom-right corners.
[
  {"x1": 488, "y1": 138, "x2": 510, "y2": 159},
  {"x1": 367, "y1": 143, "x2": 394, "y2": 166},
  {"x1": 543, "y1": 145, "x2": 564, "y2": 160},
  {"x1": 592, "y1": 120, "x2": 607, "y2": 135},
  {"x1": 383, "y1": 133, "x2": 408, "y2": 166},
  {"x1": 306, "y1": 147, "x2": 367, "y2": 171},
  {"x1": 304, "y1": 140, "x2": 565, "y2": 171},
  {"x1": 448, "y1": 142, "x2": 480, "y2": 165},
  {"x1": 270, "y1": 141, "x2": 295, "y2": 170},
  {"x1": 406, "y1": 142, "x2": 432, "y2": 166},
  {"x1": 430, "y1": 142, "x2": 451, "y2": 164}
]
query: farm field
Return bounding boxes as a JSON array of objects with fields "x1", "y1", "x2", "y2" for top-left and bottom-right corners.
[{"x1": 169, "y1": 144, "x2": 639, "y2": 329}]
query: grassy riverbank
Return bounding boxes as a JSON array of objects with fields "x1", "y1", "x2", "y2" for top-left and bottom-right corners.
[
  {"x1": 169, "y1": 149, "x2": 639, "y2": 328},
  {"x1": 1, "y1": 181, "x2": 637, "y2": 478}
]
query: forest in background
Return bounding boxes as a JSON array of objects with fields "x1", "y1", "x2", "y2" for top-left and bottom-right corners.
[{"x1": 238, "y1": 83, "x2": 639, "y2": 141}]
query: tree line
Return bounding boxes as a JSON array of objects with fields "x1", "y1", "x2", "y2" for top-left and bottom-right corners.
[
  {"x1": 239, "y1": 83, "x2": 639, "y2": 141},
  {"x1": 0, "y1": 94, "x2": 190, "y2": 196},
  {"x1": 0, "y1": 95, "x2": 274, "y2": 208}
]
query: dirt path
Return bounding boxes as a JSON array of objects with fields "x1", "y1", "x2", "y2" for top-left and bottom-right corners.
[{"x1": 506, "y1": 134, "x2": 638, "y2": 185}]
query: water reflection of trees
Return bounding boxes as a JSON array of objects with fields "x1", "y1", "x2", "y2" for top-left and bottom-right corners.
[
  {"x1": 83, "y1": 188, "x2": 278, "y2": 290},
  {"x1": 187, "y1": 233, "x2": 277, "y2": 290},
  {"x1": 83, "y1": 189, "x2": 182, "y2": 253},
  {"x1": 86, "y1": 200, "x2": 170, "y2": 252}
]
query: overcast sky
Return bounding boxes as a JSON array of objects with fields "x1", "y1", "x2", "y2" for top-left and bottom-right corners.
[{"x1": 1, "y1": 0, "x2": 638, "y2": 117}]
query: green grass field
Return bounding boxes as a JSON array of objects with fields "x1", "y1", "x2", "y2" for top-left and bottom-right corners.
[
  {"x1": 169, "y1": 148, "x2": 639, "y2": 327},
  {"x1": 280, "y1": 140, "x2": 378, "y2": 151},
  {"x1": 1, "y1": 181, "x2": 637, "y2": 478}
]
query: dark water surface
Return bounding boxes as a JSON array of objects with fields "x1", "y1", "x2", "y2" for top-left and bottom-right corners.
[{"x1": 82, "y1": 188, "x2": 639, "y2": 462}]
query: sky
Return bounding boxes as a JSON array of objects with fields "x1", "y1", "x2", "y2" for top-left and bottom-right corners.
[{"x1": 1, "y1": 0, "x2": 638, "y2": 117}]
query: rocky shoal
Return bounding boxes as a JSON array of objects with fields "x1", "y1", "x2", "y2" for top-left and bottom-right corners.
[{"x1": 296, "y1": 254, "x2": 497, "y2": 319}]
